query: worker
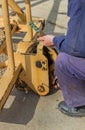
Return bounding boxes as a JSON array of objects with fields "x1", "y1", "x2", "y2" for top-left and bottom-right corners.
[{"x1": 37, "y1": 0, "x2": 85, "y2": 117}]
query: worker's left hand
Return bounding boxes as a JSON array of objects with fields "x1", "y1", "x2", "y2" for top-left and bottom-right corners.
[
  {"x1": 52, "y1": 76, "x2": 60, "y2": 89},
  {"x1": 37, "y1": 35, "x2": 55, "y2": 46}
]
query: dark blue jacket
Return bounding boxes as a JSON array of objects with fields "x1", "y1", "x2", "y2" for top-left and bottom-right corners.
[{"x1": 53, "y1": 0, "x2": 85, "y2": 57}]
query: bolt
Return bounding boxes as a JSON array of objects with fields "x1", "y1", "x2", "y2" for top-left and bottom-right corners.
[{"x1": 38, "y1": 85, "x2": 45, "y2": 92}]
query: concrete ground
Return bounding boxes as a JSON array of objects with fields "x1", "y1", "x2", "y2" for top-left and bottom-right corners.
[{"x1": 0, "y1": 0, "x2": 85, "y2": 130}]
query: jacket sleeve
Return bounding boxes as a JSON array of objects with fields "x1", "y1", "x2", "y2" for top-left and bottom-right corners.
[{"x1": 53, "y1": 35, "x2": 65, "y2": 50}]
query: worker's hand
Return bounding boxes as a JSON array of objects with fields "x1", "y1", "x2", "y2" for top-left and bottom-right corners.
[
  {"x1": 52, "y1": 76, "x2": 60, "y2": 89},
  {"x1": 37, "y1": 35, "x2": 55, "y2": 46}
]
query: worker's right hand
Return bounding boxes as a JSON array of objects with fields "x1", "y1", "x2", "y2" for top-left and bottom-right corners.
[{"x1": 37, "y1": 35, "x2": 55, "y2": 47}]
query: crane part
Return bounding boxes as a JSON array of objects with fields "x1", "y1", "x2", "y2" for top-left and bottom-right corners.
[{"x1": 0, "y1": 0, "x2": 57, "y2": 110}]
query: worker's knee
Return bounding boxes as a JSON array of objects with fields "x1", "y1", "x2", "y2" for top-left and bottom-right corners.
[{"x1": 55, "y1": 52, "x2": 68, "y2": 74}]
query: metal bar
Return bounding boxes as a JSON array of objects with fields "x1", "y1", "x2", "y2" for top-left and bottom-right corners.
[
  {"x1": 0, "y1": 64, "x2": 22, "y2": 110},
  {"x1": 0, "y1": 61, "x2": 7, "y2": 69},
  {"x1": 8, "y1": 0, "x2": 26, "y2": 23},
  {"x1": 2, "y1": 0, "x2": 15, "y2": 73},
  {"x1": 25, "y1": 0, "x2": 33, "y2": 41}
]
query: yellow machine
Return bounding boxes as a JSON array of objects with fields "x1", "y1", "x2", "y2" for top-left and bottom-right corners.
[{"x1": 0, "y1": 0, "x2": 57, "y2": 110}]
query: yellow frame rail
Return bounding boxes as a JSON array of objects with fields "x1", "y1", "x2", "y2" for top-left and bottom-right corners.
[{"x1": 0, "y1": 0, "x2": 57, "y2": 110}]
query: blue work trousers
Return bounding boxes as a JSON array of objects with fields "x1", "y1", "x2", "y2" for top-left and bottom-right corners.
[{"x1": 55, "y1": 53, "x2": 85, "y2": 107}]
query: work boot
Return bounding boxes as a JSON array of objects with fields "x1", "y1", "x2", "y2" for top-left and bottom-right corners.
[{"x1": 58, "y1": 101, "x2": 85, "y2": 117}]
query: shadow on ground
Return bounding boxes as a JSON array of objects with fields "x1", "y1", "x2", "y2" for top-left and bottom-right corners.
[
  {"x1": 0, "y1": 87, "x2": 58, "y2": 125},
  {"x1": 0, "y1": 88, "x2": 40, "y2": 125},
  {"x1": 44, "y1": 0, "x2": 66, "y2": 36}
]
